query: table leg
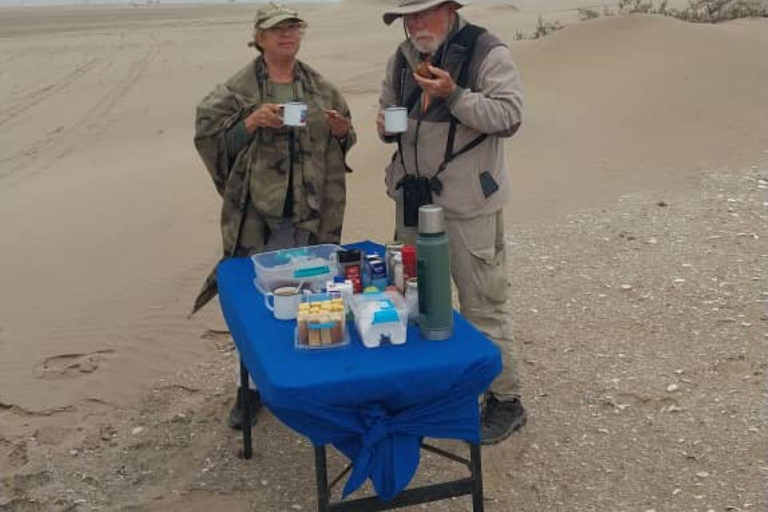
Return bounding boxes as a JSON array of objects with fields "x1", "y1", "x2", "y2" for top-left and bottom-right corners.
[
  {"x1": 239, "y1": 358, "x2": 252, "y2": 460},
  {"x1": 314, "y1": 445, "x2": 330, "y2": 512},
  {"x1": 470, "y1": 443, "x2": 484, "y2": 512},
  {"x1": 315, "y1": 442, "x2": 483, "y2": 512}
]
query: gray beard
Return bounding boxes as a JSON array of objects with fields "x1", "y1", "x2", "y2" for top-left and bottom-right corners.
[{"x1": 411, "y1": 33, "x2": 446, "y2": 55}]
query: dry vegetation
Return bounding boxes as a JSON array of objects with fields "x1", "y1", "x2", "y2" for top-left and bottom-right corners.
[
  {"x1": 515, "y1": 0, "x2": 768, "y2": 40},
  {"x1": 615, "y1": 0, "x2": 767, "y2": 22}
]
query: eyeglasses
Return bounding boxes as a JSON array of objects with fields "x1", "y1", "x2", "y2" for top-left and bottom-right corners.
[{"x1": 266, "y1": 22, "x2": 307, "y2": 35}]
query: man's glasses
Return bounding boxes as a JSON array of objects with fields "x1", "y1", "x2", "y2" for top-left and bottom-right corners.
[{"x1": 267, "y1": 22, "x2": 307, "y2": 35}]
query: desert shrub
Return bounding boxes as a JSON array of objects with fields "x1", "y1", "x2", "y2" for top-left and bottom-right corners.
[
  {"x1": 577, "y1": 7, "x2": 602, "y2": 20},
  {"x1": 678, "y1": 0, "x2": 766, "y2": 22},
  {"x1": 619, "y1": 0, "x2": 655, "y2": 13},
  {"x1": 534, "y1": 14, "x2": 564, "y2": 38},
  {"x1": 513, "y1": 14, "x2": 564, "y2": 39},
  {"x1": 617, "y1": 0, "x2": 766, "y2": 21}
]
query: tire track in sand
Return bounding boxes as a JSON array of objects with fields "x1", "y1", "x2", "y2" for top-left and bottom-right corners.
[
  {"x1": 0, "y1": 33, "x2": 160, "y2": 189},
  {"x1": 0, "y1": 57, "x2": 101, "y2": 129}
]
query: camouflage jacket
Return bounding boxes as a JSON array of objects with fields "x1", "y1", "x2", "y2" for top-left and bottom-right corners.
[{"x1": 191, "y1": 57, "x2": 356, "y2": 315}]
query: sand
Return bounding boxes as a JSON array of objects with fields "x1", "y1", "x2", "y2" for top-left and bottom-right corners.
[{"x1": 0, "y1": 1, "x2": 765, "y2": 511}]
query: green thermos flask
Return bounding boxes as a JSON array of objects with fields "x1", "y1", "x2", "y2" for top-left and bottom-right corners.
[{"x1": 417, "y1": 205, "x2": 453, "y2": 340}]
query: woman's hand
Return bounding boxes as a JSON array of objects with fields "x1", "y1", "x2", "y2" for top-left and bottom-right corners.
[
  {"x1": 324, "y1": 109, "x2": 351, "y2": 139},
  {"x1": 376, "y1": 109, "x2": 388, "y2": 137},
  {"x1": 244, "y1": 103, "x2": 283, "y2": 132}
]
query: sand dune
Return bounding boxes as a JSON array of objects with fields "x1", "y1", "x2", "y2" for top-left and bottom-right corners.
[
  {"x1": 0, "y1": 0, "x2": 765, "y2": 484},
  {"x1": 507, "y1": 14, "x2": 768, "y2": 223}
]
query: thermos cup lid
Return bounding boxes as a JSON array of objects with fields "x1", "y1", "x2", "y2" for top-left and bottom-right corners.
[{"x1": 418, "y1": 205, "x2": 445, "y2": 235}]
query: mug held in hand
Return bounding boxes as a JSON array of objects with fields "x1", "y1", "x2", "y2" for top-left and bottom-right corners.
[
  {"x1": 384, "y1": 107, "x2": 407, "y2": 134},
  {"x1": 282, "y1": 102, "x2": 308, "y2": 127}
]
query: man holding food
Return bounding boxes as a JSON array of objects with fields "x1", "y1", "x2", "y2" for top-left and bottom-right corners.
[{"x1": 375, "y1": 0, "x2": 525, "y2": 445}]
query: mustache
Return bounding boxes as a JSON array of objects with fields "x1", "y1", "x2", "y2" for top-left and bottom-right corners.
[{"x1": 411, "y1": 30, "x2": 434, "y2": 40}]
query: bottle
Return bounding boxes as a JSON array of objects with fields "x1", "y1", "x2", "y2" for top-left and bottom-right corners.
[
  {"x1": 401, "y1": 245, "x2": 416, "y2": 283},
  {"x1": 385, "y1": 242, "x2": 403, "y2": 286},
  {"x1": 393, "y1": 253, "x2": 404, "y2": 294},
  {"x1": 404, "y1": 277, "x2": 419, "y2": 325},
  {"x1": 416, "y1": 205, "x2": 453, "y2": 340}
]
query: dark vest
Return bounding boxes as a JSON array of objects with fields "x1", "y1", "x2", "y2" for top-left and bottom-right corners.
[
  {"x1": 393, "y1": 24, "x2": 506, "y2": 123},
  {"x1": 392, "y1": 24, "x2": 507, "y2": 197}
]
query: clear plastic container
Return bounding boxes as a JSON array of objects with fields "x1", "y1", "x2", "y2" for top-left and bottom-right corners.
[
  {"x1": 252, "y1": 244, "x2": 342, "y2": 294},
  {"x1": 294, "y1": 292, "x2": 349, "y2": 350},
  {"x1": 349, "y1": 291, "x2": 409, "y2": 348}
]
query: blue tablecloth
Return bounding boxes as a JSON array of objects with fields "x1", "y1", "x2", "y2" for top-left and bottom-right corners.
[{"x1": 216, "y1": 241, "x2": 502, "y2": 501}]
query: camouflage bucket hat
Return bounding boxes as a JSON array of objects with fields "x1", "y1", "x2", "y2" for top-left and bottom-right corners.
[
  {"x1": 382, "y1": 0, "x2": 469, "y2": 26},
  {"x1": 254, "y1": 2, "x2": 305, "y2": 30}
]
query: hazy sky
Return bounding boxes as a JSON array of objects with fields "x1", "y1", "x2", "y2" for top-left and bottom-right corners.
[{"x1": 0, "y1": 0, "x2": 343, "y2": 6}]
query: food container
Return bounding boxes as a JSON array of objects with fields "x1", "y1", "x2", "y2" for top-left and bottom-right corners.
[
  {"x1": 365, "y1": 254, "x2": 389, "y2": 291},
  {"x1": 295, "y1": 292, "x2": 349, "y2": 350},
  {"x1": 349, "y1": 291, "x2": 409, "y2": 348},
  {"x1": 252, "y1": 244, "x2": 341, "y2": 294},
  {"x1": 337, "y1": 248, "x2": 364, "y2": 293}
]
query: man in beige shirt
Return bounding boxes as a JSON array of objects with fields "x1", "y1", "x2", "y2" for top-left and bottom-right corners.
[{"x1": 376, "y1": 0, "x2": 525, "y2": 445}]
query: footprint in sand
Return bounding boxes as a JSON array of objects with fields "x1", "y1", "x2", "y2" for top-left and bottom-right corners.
[
  {"x1": 0, "y1": 438, "x2": 29, "y2": 472},
  {"x1": 36, "y1": 350, "x2": 116, "y2": 380},
  {"x1": 200, "y1": 329, "x2": 230, "y2": 341},
  {"x1": 200, "y1": 329, "x2": 233, "y2": 351}
]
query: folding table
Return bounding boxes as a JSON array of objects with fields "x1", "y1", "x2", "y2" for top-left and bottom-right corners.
[{"x1": 217, "y1": 241, "x2": 502, "y2": 512}]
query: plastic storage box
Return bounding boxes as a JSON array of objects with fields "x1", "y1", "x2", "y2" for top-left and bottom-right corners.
[
  {"x1": 295, "y1": 292, "x2": 349, "y2": 350},
  {"x1": 349, "y1": 291, "x2": 408, "y2": 348},
  {"x1": 252, "y1": 244, "x2": 341, "y2": 294}
]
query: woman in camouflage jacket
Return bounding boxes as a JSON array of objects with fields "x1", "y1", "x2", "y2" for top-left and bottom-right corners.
[{"x1": 192, "y1": 2, "x2": 356, "y2": 428}]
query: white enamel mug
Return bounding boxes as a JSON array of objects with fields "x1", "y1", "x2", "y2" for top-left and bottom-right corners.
[
  {"x1": 283, "y1": 102, "x2": 308, "y2": 127},
  {"x1": 384, "y1": 107, "x2": 407, "y2": 134},
  {"x1": 264, "y1": 286, "x2": 301, "y2": 320}
]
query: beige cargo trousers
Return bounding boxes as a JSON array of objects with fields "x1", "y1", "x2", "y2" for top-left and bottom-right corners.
[{"x1": 396, "y1": 203, "x2": 520, "y2": 401}]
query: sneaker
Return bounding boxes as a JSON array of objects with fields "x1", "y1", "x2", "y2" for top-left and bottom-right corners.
[
  {"x1": 481, "y1": 395, "x2": 527, "y2": 445},
  {"x1": 228, "y1": 388, "x2": 262, "y2": 430}
]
